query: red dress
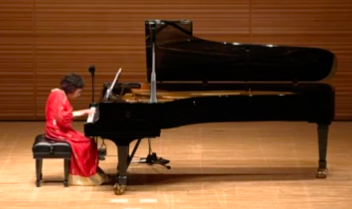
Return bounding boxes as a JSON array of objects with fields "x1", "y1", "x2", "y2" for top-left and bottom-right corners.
[{"x1": 44, "y1": 88, "x2": 106, "y2": 186}]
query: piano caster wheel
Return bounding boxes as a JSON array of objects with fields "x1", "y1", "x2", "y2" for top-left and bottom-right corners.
[
  {"x1": 114, "y1": 184, "x2": 126, "y2": 195},
  {"x1": 64, "y1": 180, "x2": 68, "y2": 187},
  {"x1": 36, "y1": 180, "x2": 40, "y2": 187},
  {"x1": 316, "y1": 168, "x2": 327, "y2": 178}
]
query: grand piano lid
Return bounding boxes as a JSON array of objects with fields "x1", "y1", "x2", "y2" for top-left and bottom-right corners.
[{"x1": 145, "y1": 19, "x2": 337, "y2": 83}]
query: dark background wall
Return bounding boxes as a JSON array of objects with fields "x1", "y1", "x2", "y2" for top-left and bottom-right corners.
[{"x1": 0, "y1": 0, "x2": 351, "y2": 120}]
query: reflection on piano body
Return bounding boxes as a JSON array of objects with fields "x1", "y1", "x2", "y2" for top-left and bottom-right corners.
[{"x1": 84, "y1": 19, "x2": 337, "y2": 195}]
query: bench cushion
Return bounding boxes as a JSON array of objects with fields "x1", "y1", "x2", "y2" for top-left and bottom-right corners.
[{"x1": 32, "y1": 134, "x2": 71, "y2": 159}]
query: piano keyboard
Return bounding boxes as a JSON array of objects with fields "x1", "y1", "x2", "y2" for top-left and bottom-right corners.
[{"x1": 86, "y1": 106, "x2": 96, "y2": 123}]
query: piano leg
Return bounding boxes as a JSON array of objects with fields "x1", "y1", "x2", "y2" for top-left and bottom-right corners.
[
  {"x1": 316, "y1": 123, "x2": 329, "y2": 178},
  {"x1": 112, "y1": 139, "x2": 142, "y2": 195},
  {"x1": 114, "y1": 145, "x2": 128, "y2": 195}
]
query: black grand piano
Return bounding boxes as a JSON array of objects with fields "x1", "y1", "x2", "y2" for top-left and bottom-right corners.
[{"x1": 84, "y1": 19, "x2": 336, "y2": 195}]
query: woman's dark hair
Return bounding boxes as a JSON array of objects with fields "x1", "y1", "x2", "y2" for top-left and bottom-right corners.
[{"x1": 60, "y1": 73, "x2": 85, "y2": 94}]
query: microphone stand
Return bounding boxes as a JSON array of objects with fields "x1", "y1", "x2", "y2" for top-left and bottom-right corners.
[
  {"x1": 88, "y1": 65, "x2": 95, "y2": 105},
  {"x1": 137, "y1": 21, "x2": 170, "y2": 169},
  {"x1": 88, "y1": 65, "x2": 106, "y2": 160}
]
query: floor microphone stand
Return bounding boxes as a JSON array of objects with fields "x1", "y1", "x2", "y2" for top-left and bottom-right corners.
[
  {"x1": 137, "y1": 21, "x2": 170, "y2": 169},
  {"x1": 88, "y1": 65, "x2": 107, "y2": 160}
]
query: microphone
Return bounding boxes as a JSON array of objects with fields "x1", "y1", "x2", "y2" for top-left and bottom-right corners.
[
  {"x1": 89, "y1": 65, "x2": 95, "y2": 75},
  {"x1": 88, "y1": 65, "x2": 95, "y2": 104}
]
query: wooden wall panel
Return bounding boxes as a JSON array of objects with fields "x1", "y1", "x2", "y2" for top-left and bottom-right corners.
[
  {"x1": 251, "y1": 0, "x2": 352, "y2": 120},
  {"x1": 0, "y1": 0, "x2": 35, "y2": 120},
  {"x1": 33, "y1": 0, "x2": 250, "y2": 118},
  {"x1": 0, "y1": 0, "x2": 351, "y2": 120}
]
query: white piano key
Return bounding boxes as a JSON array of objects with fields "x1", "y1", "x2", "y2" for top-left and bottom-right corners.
[{"x1": 86, "y1": 106, "x2": 96, "y2": 123}]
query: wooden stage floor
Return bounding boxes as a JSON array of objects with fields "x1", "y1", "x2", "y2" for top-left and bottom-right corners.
[{"x1": 0, "y1": 121, "x2": 351, "y2": 209}]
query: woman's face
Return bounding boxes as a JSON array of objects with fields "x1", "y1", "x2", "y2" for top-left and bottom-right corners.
[{"x1": 67, "y1": 88, "x2": 82, "y2": 99}]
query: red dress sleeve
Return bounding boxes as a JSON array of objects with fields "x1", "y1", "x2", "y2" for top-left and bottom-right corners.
[{"x1": 51, "y1": 90, "x2": 73, "y2": 130}]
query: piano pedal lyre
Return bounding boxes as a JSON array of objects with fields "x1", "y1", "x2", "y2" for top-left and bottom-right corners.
[{"x1": 98, "y1": 138, "x2": 107, "y2": 161}]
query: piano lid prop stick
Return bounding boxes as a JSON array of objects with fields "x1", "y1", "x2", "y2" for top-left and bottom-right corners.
[{"x1": 149, "y1": 21, "x2": 157, "y2": 103}]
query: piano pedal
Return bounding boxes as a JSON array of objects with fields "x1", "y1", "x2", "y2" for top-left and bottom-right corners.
[{"x1": 98, "y1": 148, "x2": 107, "y2": 161}]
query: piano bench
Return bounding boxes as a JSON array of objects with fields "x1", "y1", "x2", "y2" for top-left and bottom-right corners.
[{"x1": 32, "y1": 134, "x2": 71, "y2": 187}]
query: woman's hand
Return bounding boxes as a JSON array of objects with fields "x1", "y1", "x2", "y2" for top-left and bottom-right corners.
[
  {"x1": 73, "y1": 109, "x2": 96, "y2": 117},
  {"x1": 84, "y1": 108, "x2": 96, "y2": 116}
]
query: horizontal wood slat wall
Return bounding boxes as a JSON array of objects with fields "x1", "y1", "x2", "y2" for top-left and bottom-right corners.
[{"x1": 0, "y1": 0, "x2": 351, "y2": 120}]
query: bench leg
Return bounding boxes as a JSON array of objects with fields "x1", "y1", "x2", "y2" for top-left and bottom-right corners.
[
  {"x1": 35, "y1": 158, "x2": 43, "y2": 187},
  {"x1": 64, "y1": 159, "x2": 70, "y2": 187}
]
